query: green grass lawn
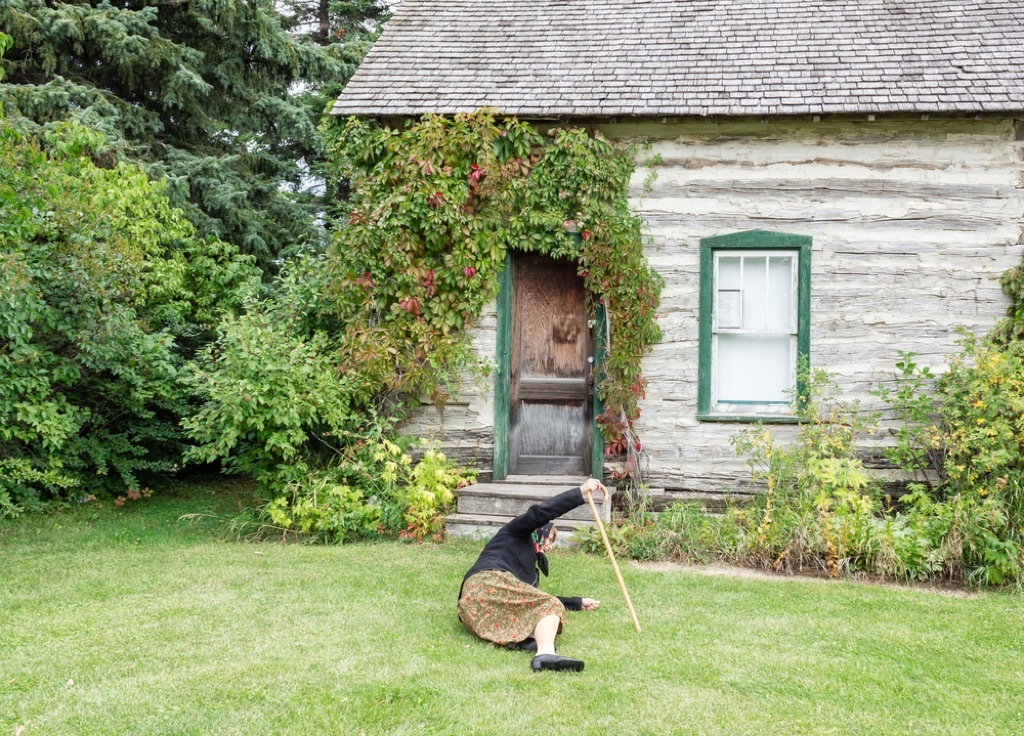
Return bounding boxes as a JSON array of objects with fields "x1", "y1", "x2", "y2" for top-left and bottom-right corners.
[{"x1": 2, "y1": 479, "x2": 1022, "y2": 736}]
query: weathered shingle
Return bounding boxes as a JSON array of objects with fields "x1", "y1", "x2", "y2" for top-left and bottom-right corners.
[{"x1": 332, "y1": 0, "x2": 1024, "y2": 118}]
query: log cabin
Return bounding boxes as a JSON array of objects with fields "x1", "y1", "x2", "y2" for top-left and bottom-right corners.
[{"x1": 330, "y1": 0, "x2": 1024, "y2": 524}]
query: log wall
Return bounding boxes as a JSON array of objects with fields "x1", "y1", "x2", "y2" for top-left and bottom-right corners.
[
  {"x1": 396, "y1": 305, "x2": 499, "y2": 480},
  {"x1": 402, "y1": 114, "x2": 1024, "y2": 495}
]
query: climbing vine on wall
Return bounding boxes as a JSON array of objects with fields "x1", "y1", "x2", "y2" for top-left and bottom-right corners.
[
  {"x1": 322, "y1": 111, "x2": 662, "y2": 449},
  {"x1": 997, "y1": 262, "x2": 1024, "y2": 342}
]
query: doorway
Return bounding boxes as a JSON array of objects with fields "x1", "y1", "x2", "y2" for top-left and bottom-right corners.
[{"x1": 501, "y1": 252, "x2": 594, "y2": 476}]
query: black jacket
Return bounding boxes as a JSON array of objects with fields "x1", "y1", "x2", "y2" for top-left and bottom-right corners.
[{"x1": 460, "y1": 486, "x2": 586, "y2": 609}]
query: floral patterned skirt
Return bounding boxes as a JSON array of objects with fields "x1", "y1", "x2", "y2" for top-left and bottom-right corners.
[{"x1": 458, "y1": 570, "x2": 566, "y2": 645}]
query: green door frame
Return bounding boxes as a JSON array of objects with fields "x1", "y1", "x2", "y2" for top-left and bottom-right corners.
[
  {"x1": 492, "y1": 254, "x2": 513, "y2": 480},
  {"x1": 590, "y1": 300, "x2": 607, "y2": 480}
]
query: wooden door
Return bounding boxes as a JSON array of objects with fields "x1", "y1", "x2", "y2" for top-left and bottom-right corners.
[{"x1": 508, "y1": 252, "x2": 593, "y2": 475}]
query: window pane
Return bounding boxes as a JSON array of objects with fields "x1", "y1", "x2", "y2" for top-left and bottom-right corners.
[
  {"x1": 767, "y1": 256, "x2": 794, "y2": 331},
  {"x1": 716, "y1": 290, "x2": 741, "y2": 329},
  {"x1": 716, "y1": 334, "x2": 793, "y2": 404},
  {"x1": 718, "y1": 257, "x2": 741, "y2": 290},
  {"x1": 742, "y1": 257, "x2": 767, "y2": 331}
]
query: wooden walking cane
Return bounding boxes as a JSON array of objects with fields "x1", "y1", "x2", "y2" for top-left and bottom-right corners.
[{"x1": 584, "y1": 487, "x2": 642, "y2": 632}]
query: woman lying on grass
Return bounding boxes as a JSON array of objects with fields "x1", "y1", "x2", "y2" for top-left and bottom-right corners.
[{"x1": 458, "y1": 478, "x2": 604, "y2": 672}]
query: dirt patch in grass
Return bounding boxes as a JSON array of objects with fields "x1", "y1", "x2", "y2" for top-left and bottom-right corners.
[{"x1": 635, "y1": 560, "x2": 980, "y2": 598}]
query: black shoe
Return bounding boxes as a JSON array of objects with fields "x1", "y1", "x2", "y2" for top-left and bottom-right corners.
[
  {"x1": 505, "y1": 638, "x2": 538, "y2": 653},
  {"x1": 531, "y1": 653, "x2": 585, "y2": 672}
]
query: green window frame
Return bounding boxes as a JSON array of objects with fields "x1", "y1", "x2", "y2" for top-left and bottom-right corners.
[{"x1": 697, "y1": 230, "x2": 811, "y2": 422}]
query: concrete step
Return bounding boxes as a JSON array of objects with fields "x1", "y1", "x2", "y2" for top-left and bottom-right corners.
[
  {"x1": 446, "y1": 475, "x2": 612, "y2": 539},
  {"x1": 445, "y1": 512, "x2": 596, "y2": 542}
]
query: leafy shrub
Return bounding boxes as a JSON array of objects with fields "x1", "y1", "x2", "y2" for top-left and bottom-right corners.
[
  {"x1": 396, "y1": 446, "x2": 474, "y2": 541},
  {"x1": 231, "y1": 440, "x2": 474, "y2": 544},
  {"x1": 878, "y1": 337, "x2": 1024, "y2": 585},
  {"x1": 934, "y1": 335, "x2": 1024, "y2": 583},
  {"x1": 938, "y1": 335, "x2": 1024, "y2": 513},
  {"x1": 728, "y1": 369, "x2": 883, "y2": 575},
  {"x1": 262, "y1": 472, "x2": 384, "y2": 543},
  {"x1": 0, "y1": 121, "x2": 258, "y2": 516},
  {"x1": 182, "y1": 307, "x2": 369, "y2": 497}
]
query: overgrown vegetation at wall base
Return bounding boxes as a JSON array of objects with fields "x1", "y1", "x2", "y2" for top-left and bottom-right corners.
[
  {"x1": 582, "y1": 349, "x2": 1024, "y2": 588},
  {"x1": 250, "y1": 443, "x2": 474, "y2": 543},
  {"x1": 0, "y1": 121, "x2": 260, "y2": 516},
  {"x1": 884, "y1": 335, "x2": 1024, "y2": 584}
]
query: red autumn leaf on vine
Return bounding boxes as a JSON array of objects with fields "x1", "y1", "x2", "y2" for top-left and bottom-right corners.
[
  {"x1": 348, "y1": 210, "x2": 365, "y2": 225},
  {"x1": 355, "y1": 271, "x2": 374, "y2": 288},
  {"x1": 423, "y1": 269, "x2": 436, "y2": 297},
  {"x1": 427, "y1": 191, "x2": 444, "y2": 208},
  {"x1": 581, "y1": 230, "x2": 593, "y2": 241},
  {"x1": 468, "y1": 164, "x2": 484, "y2": 186},
  {"x1": 399, "y1": 296, "x2": 421, "y2": 316},
  {"x1": 464, "y1": 266, "x2": 476, "y2": 279},
  {"x1": 423, "y1": 161, "x2": 434, "y2": 175}
]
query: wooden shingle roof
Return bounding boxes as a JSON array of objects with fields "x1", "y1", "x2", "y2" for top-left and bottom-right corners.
[{"x1": 331, "y1": 0, "x2": 1024, "y2": 118}]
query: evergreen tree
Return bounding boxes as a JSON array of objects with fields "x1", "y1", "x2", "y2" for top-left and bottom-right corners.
[
  {"x1": 0, "y1": 0, "x2": 384, "y2": 268},
  {"x1": 280, "y1": 0, "x2": 390, "y2": 49},
  {"x1": 278, "y1": 0, "x2": 391, "y2": 227}
]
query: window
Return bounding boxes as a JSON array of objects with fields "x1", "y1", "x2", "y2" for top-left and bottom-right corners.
[{"x1": 698, "y1": 230, "x2": 811, "y2": 421}]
